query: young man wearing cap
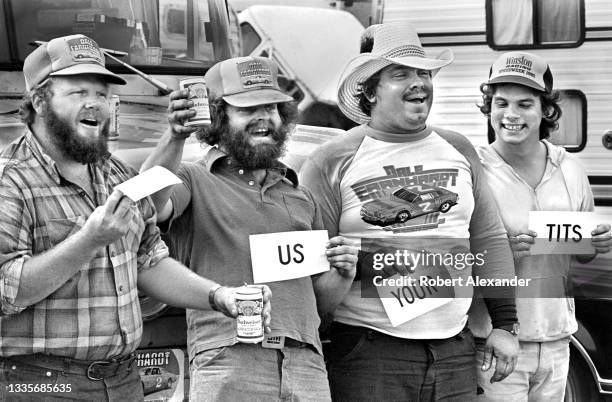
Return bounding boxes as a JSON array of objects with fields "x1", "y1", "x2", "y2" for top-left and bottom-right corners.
[
  {"x1": 469, "y1": 51, "x2": 611, "y2": 400},
  {"x1": 0, "y1": 35, "x2": 272, "y2": 401},
  {"x1": 141, "y1": 56, "x2": 358, "y2": 401},
  {"x1": 300, "y1": 22, "x2": 519, "y2": 400}
]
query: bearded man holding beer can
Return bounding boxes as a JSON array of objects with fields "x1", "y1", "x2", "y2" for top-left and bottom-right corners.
[{"x1": 141, "y1": 56, "x2": 358, "y2": 401}]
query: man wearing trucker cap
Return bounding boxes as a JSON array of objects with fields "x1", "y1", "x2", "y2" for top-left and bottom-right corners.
[
  {"x1": 0, "y1": 35, "x2": 271, "y2": 401},
  {"x1": 142, "y1": 56, "x2": 358, "y2": 401},
  {"x1": 469, "y1": 51, "x2": 612, "y2": 400}
]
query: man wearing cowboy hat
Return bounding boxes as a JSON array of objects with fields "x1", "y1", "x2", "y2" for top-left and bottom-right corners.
[
  {"x1": 0, "y1": 35, "x2": 271, "y2": 401},
  {"x1": 301, "y1": 22, "x2": 519, "y2": 400}
]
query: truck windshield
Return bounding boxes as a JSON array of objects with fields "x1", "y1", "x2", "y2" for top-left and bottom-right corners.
[{"x1": 1, "y1": 0, "x2": 235, "y2": 70}]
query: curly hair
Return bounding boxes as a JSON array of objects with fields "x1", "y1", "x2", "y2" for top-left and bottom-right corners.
[
  {"x1": 478, "y1": 83, "x2": 562, "y2": 140},
  {"x1": 354, "y1": 69, "x2": 383, "y2": 118},
  {"x1": 19, "y1": 80, "x2": 54, "y2": 125},
  {"x1": 196, "y1": 97, "x2": 298, "y2": 145}
]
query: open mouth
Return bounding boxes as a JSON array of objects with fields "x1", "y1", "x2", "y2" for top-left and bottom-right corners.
[
  {"x1": 501, "y1": 123, "x2": 525, "y2": 131},
  {"x1": 80, "y1": 118, "x2": 99, "y2": 127},
  {"x1": 404, "y1": 94, "x2": 427, "y2": 104},
  {"x1": 251, "y1": 127, "x2": 270, "y2": 137}
]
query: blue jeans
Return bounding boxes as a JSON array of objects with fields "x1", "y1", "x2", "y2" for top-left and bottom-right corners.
[
  {"x1": 189, "y1": 342, "x2": 331, "y2": 401},
  {"x1": 328, "y1": 322, "x2": 477, "y2": 402},
  {"x1": 0, "y1": 356, "x2": 143, "y2": 401},
  {"x1": 475, "y1": 337, "x2": 570, "y2": 402}
]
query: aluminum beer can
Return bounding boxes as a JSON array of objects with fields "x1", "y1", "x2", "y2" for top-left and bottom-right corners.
[
  {"x1": 179, "y1": 77, "x2": 211, "y2": 126},
  {"x1": 108, "y1": 95, "x2": 120, "y2": 140},
  {"x1": 235, "y1": 286, "x2": 264, "y2": 343}
]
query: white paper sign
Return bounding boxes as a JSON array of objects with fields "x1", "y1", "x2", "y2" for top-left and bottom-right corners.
[
  {"x1": 249, "y1": 230, "x2": 330, "y2": 283},
  {"x1": 115, "y1": 166, "x2": 182, "y2": 201},
  {"x1": 529, "y1": 211, "x2": 612, "y2": 255},
  {"x1": 376, "y1": 273, "x2": 454, "y2": 327}
]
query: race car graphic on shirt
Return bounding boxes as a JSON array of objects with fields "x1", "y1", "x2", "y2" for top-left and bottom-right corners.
[{"x1": 360, "y1": 184, "x2": 459, "y2": 227}]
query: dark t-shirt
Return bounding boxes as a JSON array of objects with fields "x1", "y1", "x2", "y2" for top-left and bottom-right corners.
[{"x1": 166, "y1": 147, "x2": 324, "y2": 359}]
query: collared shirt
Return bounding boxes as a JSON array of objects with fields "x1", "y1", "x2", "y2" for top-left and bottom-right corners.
[
  {"x1": 0, "y1": 129, "x2": 169, "y2": 360},
  {"x1": 165, "y1": 147, "x2": 323, "y2": 359}
]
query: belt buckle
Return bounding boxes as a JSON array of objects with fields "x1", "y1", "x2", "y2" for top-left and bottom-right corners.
[{"x1": 86, "y1": 361, "x2": 110, "y2": 381}]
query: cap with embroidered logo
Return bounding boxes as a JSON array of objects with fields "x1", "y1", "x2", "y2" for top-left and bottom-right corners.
[
  {"x1": 486, "y1": 51, "x2": 553, "y2": 93},
  {"x1": 204, "y1": 56, "x2": 293, "y2": 108},
  {"x1": 23, "y1": 34, "x2": 126, "y2": 91}
]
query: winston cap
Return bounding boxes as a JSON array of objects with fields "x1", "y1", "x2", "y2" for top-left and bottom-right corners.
[
  {"x1": 204, "y1": 56, "x2": 294, "y2": 107},
  {"x1": 23, "y1": 34, "x2": 126, "y2": 91},
  {"x1": 486, "y1": 51, "x2": 553, "y2": 92}
]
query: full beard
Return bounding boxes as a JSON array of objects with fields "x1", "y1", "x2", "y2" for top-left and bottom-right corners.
[
  {"x1": 220, "y1": 123, "x2": 289, "y2": 169},
  {"x1": 44, "y1": 104, "x2": 109, "y2": 164}
]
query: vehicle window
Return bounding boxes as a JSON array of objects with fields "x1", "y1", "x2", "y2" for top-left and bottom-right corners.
[
  {"x1": 548, "y1": 90, "x2": 586, "y2": 152},
  {"x1": 152, "y1": 367, "x2": 160, "y2": 375},
  {"x1": 0, "y1": 1, "x2": 10, "y2": 63},
  {"x1": 487, "y1": 0, "x2": 584, "y2": 49},
  {"x1": 166, "y1": 8, "x2": 186, "y2": 35},
  {"x1": 393, "y1": 188, "x2": 417, "y2": 203},
  {"x1": 5, "y1": 0, "x2": 233, "y2": 71},
  {"x1": 420, "y1": 193, "x2": 435, "y2": 201},
  {"x1": 240, "y1": 22, "x2": 260, "y2": 56},
  {"x1": 487, "y1": 89, "x2": 586, "y2": 152}
]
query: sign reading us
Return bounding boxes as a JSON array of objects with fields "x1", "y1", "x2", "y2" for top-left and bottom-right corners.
[{"x1": 249, "y1": 230, "x2": 330, "y2": 283}]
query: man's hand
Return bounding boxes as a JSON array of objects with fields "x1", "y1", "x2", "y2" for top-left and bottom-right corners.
[
  {"x1": 167, "y1": 89, "x2": 198, "y2": 140},
  {"x1": 326, "y1": 236, "x2": 359, "y2": 279},
  {"x1": 481, "y1": 328, "x2": 519, "y2": 383},
  {"x1": 591, "y1": 223, "x2": 612, "y2": 254},
  {"x1": 214, "y1": 285, "x2": 273, "y2": 333},
  {"x1": 79, "y1": 190, "x2": 135, "y2": 247},
  {"x1": 508, "y1": 229, "x2": 537, "y2": 259}
]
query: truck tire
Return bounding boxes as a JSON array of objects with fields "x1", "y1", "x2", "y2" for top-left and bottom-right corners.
[{"x1": 565, "y1": 347, "x2": 599, "y2": 402}]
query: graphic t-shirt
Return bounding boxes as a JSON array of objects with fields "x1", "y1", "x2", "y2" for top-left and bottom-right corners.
[{"x1": 301, "y1": 124, "x2": 514, "y2": 339}]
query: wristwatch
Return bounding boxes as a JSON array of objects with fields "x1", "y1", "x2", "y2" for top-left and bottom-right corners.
[{"x1": 498, "y1": 322, "x2": 520, "y2": 336}]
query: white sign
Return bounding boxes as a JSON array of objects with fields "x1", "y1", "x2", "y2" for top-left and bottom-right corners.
[
  {"x1": 376, "y1": 273, "x2": 454, "y2": 327},
  {"x1": 115, "y1": 166, "x2": 182, "y2": 201},
  {"x1": 529, "y1": 211, "x2": 612, "y2": 255},
  {"x1": 249, "y1": 230, "x2": 330, "y2": 283}
]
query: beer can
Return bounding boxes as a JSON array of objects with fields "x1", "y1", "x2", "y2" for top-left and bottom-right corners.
[
  {"x1": 179, "y1": 77, "x2": 211, "y2": 126},
  {"x1": 108, "y1": 95, "x2": 120, "y2": 140},
  {"x1": 235, "y1": 286, "x2": 264, "y2": 343}
]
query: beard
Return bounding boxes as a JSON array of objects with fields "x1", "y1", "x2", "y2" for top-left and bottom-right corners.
[
  {"x1": 219, "y1": 121, "x2": 289, "y2": 169},
  {"x1": 44, "y1": 103, "x2": 109, "y2": 164}
]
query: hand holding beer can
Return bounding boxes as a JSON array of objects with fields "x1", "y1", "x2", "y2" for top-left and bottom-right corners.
[
  {"x1": 179, "y1": 77, "x2": 211, "y2": 126},
  {"x1": 235, "y1": 286, "x2": 264, "y2": 343}
]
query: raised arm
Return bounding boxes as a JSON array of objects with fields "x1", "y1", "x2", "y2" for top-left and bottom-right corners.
[{"x1": 140, "y1": 89, "x2": 197, "y2": 222}]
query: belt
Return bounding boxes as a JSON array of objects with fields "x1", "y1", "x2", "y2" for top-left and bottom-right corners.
[
  {"x1": 2, "y1": 353, "x2": 137, "y2": 381},
  {"x1": 284, "y1": 338, "x2": 311, "y2": 349},
  {"x1": 331, "y1": 322, "x2": 471, "y2": 342}
]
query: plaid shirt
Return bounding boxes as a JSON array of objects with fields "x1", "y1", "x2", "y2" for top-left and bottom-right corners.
[{"x1": 0, "y1": 129, "x2": 169, "y2": 360}]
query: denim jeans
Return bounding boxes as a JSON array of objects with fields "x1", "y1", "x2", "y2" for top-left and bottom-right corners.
[
  {"x1": 0, "y1": 357, "x2": 143, "y2": 401},
  {"x1": 189, "y1": 342, "x2": 331, "y2": 402},
  {"x1": 475, "y1": 337, "x2": 570, "y2": 402},
  {"x1": 327, "y1": 322, "x2": 477, "y2": 402}
]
